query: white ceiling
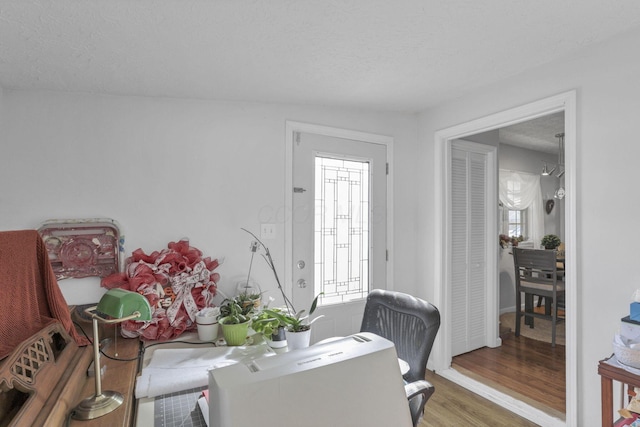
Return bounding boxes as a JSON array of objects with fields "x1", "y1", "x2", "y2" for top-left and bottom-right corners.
[
  {"x1": 1, "y1": 1, "x2": 640, "y2": 114},
  {"x1": 500, "y1": 112, "x2": 565, "y2": 154}
]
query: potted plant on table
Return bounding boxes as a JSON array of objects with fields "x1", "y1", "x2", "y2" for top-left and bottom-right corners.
[
  {"x1": 240, "y1": 229, "x2": 325, "y2": 349},
  {"x1": 541, "y1": 234, "x2": 561, "y2": 250},
  {"x1": 251, "y1": 307, "x2": 288, "y2": 348},
  {"x1": 272, "y1": 293, "x2": 324, "y2": 350},
  {"x1": 218, "y1": 297, "x2": 254, "y2": 346},
  {"x1": 235, "y1": 289, "x2": 263, "y2": 311}
]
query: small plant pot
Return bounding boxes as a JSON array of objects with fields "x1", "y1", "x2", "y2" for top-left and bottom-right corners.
[
  {"x1": 266, "y1": 326, "x2": 287, "y2": 349},
  {"x1": 286, "y1": 328, "x2": 311, "y2": 351},
  {"x1": 196, "y1": 315, "x2": 219, "y2": 342},
  {"x1": 220, "y1": 320, "x2": 251, "y2": 346}
]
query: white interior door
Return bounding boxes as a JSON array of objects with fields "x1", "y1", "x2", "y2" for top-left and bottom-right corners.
[
  {"x1": 292, "y1": 131, "x2": 387, "y2": 343},
  {"x1": 450, "y1": 140, "x2": 495, "y2": 357}
]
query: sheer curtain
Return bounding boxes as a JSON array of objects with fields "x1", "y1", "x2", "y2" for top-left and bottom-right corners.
[{"x1": 499, "y1": 170, "x2": 543, "y2": 248}]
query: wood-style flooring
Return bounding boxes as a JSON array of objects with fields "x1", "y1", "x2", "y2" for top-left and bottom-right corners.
[
  {"x1": 419, "y1": 369, "x2": 540, "y2": 427},
  {"x1": 417, "y1": 329, "x2": 564, "y2": 426},
  {"x1": 451, "y1": 327, "x2": 566, "y2": 419}
]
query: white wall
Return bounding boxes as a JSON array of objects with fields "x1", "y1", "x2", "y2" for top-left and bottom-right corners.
[
  {"x1": 0, "y1": 84, "x2": 4, "y2": 133},
  {"x1": 0, "y1": 90, "x2": 419, "y2": 306},
  {"x1": 418, "y1": 26, "x2": 640, "y2": 424}
]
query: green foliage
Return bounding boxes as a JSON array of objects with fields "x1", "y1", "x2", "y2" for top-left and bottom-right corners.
[
  {"x1": 218, "y1": 297, "x2": 254, "y2": 325},
  {"x1": 237, "y1": 291, "x2": 262, "y2": 301},
  {"x1": 274, "y1": 293, "x2": 324, "y2": 332},
  {"x1": 541, "y1": 234, "x2": 561, "y2": 249},
  {"x1": 235, "y1": 291, "x2": 263, "y2": 311},
  {"x1": 251, "y1": 308, "x2": 286, "y2": 336}
]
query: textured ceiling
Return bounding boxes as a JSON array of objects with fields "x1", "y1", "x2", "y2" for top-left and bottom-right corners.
[
  {"x1": 1, "y1": 1, "x2": 640, "y2": 113},
  {"x1": 500, "y1": 112, "x2": 565, "y2": 154}
]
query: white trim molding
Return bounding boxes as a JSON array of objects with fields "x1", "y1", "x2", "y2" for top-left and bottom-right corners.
[{"x1": 431, "y1": 91, "x2": 577, "y2": 426}]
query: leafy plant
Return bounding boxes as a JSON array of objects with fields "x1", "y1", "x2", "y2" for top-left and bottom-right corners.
[
  {"x1": 541, "y1": 234, "x2": 561, "y2": 249},
  {"x1": 218, "y1": 297, "x2": 254, "y2": 325},
  {"x1": 235, "y1": 291, "x2": 263, "y2": 310},
  {"x1": 251, "y1": 308, "x2": 287, "y2": 336},
  {"x1": 242, "y1": 228, "x2": 296, "y2": 314},
  {"x1": 267, "y1": 293, "x2": 324, "y2": 332}
]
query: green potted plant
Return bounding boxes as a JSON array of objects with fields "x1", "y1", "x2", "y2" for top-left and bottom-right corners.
[
  {"x1": 218, "y1": 297, "x2": 254, "y2": 346},
  {"x1": 239, "y1": 229, "x2": 324, "y2": 349},
  {"x1": 235, "y1": 289, "x2": 263, "y2": 310},
  {"x1": 270, "y1": 293, "x2": 324, "y2": 350},
  {"x1": 251, "y1": 307, "x2": 288, "y2": 348},
  {"x1": 541, "y1": 234, "x2": 561, "y2": 250}
]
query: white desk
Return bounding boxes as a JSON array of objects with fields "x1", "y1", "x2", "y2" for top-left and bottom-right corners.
[
  {"x1": 135, "y1": 334, "x2": 408, "y2": 427},
  {"x1": 135, "y1": 333, "x2": 277, "y2": 427}
]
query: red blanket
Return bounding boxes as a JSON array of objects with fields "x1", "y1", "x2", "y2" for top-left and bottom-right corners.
[{"x1": 0, "y1": 230, "x2": 89, "y2": 359}]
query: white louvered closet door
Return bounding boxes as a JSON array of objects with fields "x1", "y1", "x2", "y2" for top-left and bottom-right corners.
[{"x1": 450, "y1": 141, "x2": 488, "y2": 357}]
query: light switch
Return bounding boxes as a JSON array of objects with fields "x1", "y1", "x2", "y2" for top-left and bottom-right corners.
[{"x1": 261, "y1": 223, "x2": 276, "y2": 239}]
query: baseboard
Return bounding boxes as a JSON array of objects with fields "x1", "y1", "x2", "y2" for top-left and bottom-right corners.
[
  {"x1": 438, "y1": 368, "x2": 566, "y2": 427},
  {"x1": 500, "y1": 305, "x2": 517, "y2": 315}
]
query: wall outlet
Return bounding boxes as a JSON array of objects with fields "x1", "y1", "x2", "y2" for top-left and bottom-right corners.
[{"x1": 261, "y1": 223, "x2": 276, "y2": 239}]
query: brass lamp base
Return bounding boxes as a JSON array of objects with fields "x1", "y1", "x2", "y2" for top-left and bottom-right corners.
[{"x1": 71, "y1": 391, "x2": 124, "y2": 420}]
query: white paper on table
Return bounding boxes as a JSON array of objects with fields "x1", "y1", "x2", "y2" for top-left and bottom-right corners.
[{"x1": 135, "y1": 345, "x2": 274, "y2": 398}]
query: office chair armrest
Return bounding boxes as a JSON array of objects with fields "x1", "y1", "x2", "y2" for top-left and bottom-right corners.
[{"x1": 405, "y1": 379, "x2": 435, "y2": 401}]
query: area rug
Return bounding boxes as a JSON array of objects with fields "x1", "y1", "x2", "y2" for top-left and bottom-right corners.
[{"x1": 500, "y1": 311, "x2": 565, "y2": 346}]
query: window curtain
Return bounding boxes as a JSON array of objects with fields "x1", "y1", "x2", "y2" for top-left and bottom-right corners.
[{"x1": 499, "y1": 169, "x2": 543, "y2": 248}]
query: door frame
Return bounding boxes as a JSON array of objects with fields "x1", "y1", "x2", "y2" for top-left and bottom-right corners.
[
  {"x1": 284, "y1": 121, "x2": 394, "y2": 306},
  {"x1": 431, "y1": 91, "x2": 577, "y2": 426}
]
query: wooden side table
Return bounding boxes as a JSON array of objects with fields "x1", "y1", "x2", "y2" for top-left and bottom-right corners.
[{"x1": 598, "y1": 356, "x2": 640, "y2": 427}]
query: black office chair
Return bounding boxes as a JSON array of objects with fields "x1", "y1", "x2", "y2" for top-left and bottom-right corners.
[
  {"x1": 513, "y1": 248, "x2": 565, "y2": 347},
  {"x1": 360, "y1": 289, "x2": 441, "y2": 427}
]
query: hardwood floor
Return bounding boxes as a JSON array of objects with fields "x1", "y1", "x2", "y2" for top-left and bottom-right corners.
[
  {"x1": 419, "y1": 370, "x2": 539, "y2": 427},
  {"x1": 451, "y1": 328, "x2": 566, "y2": 419}
]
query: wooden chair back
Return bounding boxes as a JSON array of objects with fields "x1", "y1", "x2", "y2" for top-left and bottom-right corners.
[{"x1": 513, "y1": 247, "x2": 565, "y2": 347}]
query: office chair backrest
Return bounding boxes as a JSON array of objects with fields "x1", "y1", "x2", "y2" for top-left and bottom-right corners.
[{"x1": 360, "y1": 289, "x2": 440, "y2": 383}]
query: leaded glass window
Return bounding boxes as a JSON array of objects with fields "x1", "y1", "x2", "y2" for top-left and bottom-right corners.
[{"x1": 314, "y1": 156, "x2": 370, "y2": 305}]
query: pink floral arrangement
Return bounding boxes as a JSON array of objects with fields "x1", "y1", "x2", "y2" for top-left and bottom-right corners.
[
  {"x1": 101, "y1": 239, "x2": 220, "y2": 341},
  {"x1": 499, "y1": 234, "x2": 523, "y2": 248}
]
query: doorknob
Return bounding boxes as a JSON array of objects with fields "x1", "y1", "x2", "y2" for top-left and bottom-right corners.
[{"x1": 297, "y1": 279, "x2": 307, "y2": 288}]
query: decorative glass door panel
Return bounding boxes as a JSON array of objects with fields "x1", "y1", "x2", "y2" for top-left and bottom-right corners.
[{"x1": 314, "y1": 156, "x2": 370, "y2": 305}]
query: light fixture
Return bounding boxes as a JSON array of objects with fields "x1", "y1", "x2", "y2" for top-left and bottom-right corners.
[
  {"x1": 541, "y1": 161, "x2": 556, "y2": 176},
  {"x1": 541, "y1": 132, "x2": 565, "y2": 177},
  {"x1": 555, "y1": 133, "x2": 565, "y2": 178},
  {"x1": 72, "y1": 288, "x2": 151, "y2": 420},
  {"x1": 554, "y1": 133, "x2": 566, "y2": 199}
]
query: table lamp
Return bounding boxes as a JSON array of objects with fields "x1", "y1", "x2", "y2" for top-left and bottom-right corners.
[{"x1": 72, "y1": 288, "x2": 152, "y2": 420}]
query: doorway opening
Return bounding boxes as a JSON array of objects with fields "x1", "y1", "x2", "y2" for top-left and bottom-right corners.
[
  {"x1": 451, "y1": 111, "x2": 566, "y2": 419},
  {"x1": 430, "y1": 91, "x2": 577, "y2": 427}
]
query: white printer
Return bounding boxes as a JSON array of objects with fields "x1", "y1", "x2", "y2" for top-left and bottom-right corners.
[{"x1": 208, "y1": 332, "x2": 413, "y2": 427}]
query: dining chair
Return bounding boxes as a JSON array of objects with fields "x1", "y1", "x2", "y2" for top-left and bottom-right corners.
[
  {"x1": 537, "y1": 242, "x2": 565, "y2": 308},
  {"x1": 360, "y1": 289, "x2": 441, "y2": 427},
  {"x1": 513, "y1": 248, "x2": 565, "y2": 347}
]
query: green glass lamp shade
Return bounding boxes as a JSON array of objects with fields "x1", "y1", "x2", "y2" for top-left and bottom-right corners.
[{"x1": 96, "y1": 288, "x2": 152, "y2": 321}]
